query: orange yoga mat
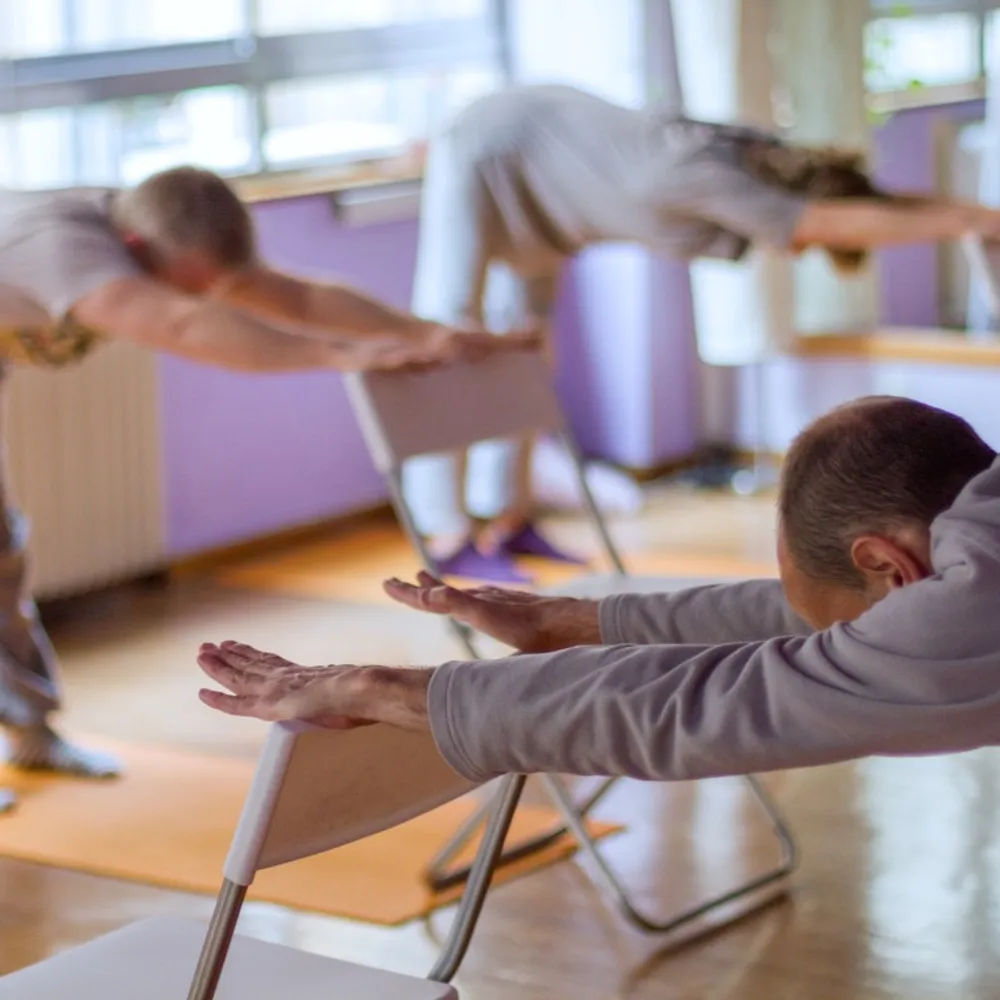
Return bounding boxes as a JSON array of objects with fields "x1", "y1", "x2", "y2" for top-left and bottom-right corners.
[
  {"x1": 208, "y1": 522, "x2": 776, "y2": 605},
  {"x1": 0, "y1": 740, "x2": 621, "y2": 926}
]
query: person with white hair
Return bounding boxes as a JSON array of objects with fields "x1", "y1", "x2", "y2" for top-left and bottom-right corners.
[{"x1": 0, "y1": 165, "x2": 535, "y2": 812}]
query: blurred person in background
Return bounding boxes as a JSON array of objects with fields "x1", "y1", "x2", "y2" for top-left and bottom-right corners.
[{"x1": 0, "y1": 165, "x2": 535, "y2": 812}]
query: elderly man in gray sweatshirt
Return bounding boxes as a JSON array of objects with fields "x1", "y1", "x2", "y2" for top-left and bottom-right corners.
[{"x1": 198, "y1": 396, "x2": 1000, "y2": 782}]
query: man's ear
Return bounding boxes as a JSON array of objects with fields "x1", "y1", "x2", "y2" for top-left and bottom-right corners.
[
  {"x1": 120, "y1": 231, "x2": 155, "y2": 268},
  {"x1": 850, "y1": 534, "x2": 930, "y2": 592}
]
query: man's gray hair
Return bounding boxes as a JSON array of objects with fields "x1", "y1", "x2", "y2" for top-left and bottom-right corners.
[
  {"x1": 779, "y1": 396, "x2": 996, "y2": 588},
  {"x1": 113, "y1": 166, "x2": 256, "y2": 267}
]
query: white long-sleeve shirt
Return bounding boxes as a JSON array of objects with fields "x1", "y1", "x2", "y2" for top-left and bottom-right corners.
[
  {"x1": 427, "y1": 457, "x2": 1000, "y2": 782},
  {"x1": 438, "y1": 84, "x2": 807, "y2": 277}
]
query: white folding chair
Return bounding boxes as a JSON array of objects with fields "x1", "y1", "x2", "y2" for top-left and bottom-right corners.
[
  {"x1": 0, "y1": 723, "x2": 525, "y2": 999},
  {"x1": 962, "y1": 233, "x2": 1000, "y2": 332},
  {"x1": 344, "y1": 352, "x2": 799, "y2": 937}
]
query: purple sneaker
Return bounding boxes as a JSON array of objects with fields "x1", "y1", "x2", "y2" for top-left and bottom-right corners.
[
  {"x1": 497, "y1": 523, "x2": 589, "y2": 565},
  {"x1": 432, "y1": 541, "x2": 533, "y2": 584}
]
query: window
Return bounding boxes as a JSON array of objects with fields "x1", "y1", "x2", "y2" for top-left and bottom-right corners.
[
  {"x1": 0, "y1": 0, "x2": 504, "y2": 189},
  {"x1": 865, "y1": 12, "x2": 981, "y2": 91},
  {"x1": 263, "y1": 67, "x2": 498, "y2": 170},
  {"x1": 0, "y1": 0, "x2": 247, "y2": 57},
  {"x1": 864, "y1": 1, "x2": 1000, "y2": 96},
  {"x1": 255, "y1": 0, "x2": 489, "y2": 37},
  {"x1": 985, "y1": 6, "x2": 1000, "y2": 74}
]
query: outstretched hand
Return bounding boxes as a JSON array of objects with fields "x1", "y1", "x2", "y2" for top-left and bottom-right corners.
[
  {"x1": 383, "y1": 571, "x2": 599, "y2": 653},
  {"x1": 422, "y1": 324, "x2": 545, "y2": 365},
  {"x1": 353, "y1": 324, "x2": 543, "y2": 374},
  {"x1": 197, "y1": 642, "x2": 374, "y2": 729}
]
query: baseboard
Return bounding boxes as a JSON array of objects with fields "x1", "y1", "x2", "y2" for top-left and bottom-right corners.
[
  {"x1": 616, "y1": 447, "x2": 786, "y2": 484},
  {"x1": 733, "y1": 447, "x2": 786, "y2": 467},
  {"x1": 615, "y1": 451, "x2": 702, "y2": 483},
  {"x1": 169, "y1": 503, "x2": 397, "y2": 577}
]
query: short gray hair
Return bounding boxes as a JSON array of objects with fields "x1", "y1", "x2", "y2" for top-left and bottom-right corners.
[
  {"x1": 779, "y1": 396, "x2": 996, "y2": 588},
  {"x1": 113, "y1": 166, "x2": 256, "y2": 267}
]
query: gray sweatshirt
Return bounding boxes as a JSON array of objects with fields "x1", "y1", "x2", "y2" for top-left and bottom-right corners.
[{"x1": 428, "y1": 457, "x2": 1000, "y2": 782}]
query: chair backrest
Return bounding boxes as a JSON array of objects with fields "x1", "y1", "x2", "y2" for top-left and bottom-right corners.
[
  {"x1": 344, "y1": 349, "x2": 565, "y2": 472},
  {"x1": 962, "y1": 233, "x2": 1000, "y2": 330},
  {"x1": 223, "y1": 721, "x2": 477, "y2": 885}
]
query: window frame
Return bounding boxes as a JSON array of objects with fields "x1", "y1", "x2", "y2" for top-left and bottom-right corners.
[
  {"x1": 0, "y1": 0, "x2": 509, "y2": 184},
  {"x1": 865, "y1": 0, "x2": 1000, "y2": 107}
]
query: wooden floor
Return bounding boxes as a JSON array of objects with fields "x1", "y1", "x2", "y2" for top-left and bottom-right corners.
[{"x1": 4, "y1": 487, "x2": 1000, "y2": 999}]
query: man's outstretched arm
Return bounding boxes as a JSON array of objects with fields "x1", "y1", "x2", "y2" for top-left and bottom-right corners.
[
  {"x1": 425, "y1": 447, "x2": 1000, "y2": 781},
  {"x1": 384, "y1": 573, "x2": 809, "y2": 652},
  {"x1": 74, "y1": 276, "x2": 451, "y2": 373},
  {"x1": 200, "y1": 459, "x2": 1000, "y2": 782},
  {"x1": 199, "y1": 592, "x2": 1000, "y2": 784},
  {"x1": 212, "y1": 267, "x2": 541, "y2": 360},
  {"x1": 214, "y1": 267, "x2": 433, "y2": 342}
]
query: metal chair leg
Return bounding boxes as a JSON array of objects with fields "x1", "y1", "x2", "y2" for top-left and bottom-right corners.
[
  {"x1": 424, "y1": 776, "x2": 620, "y2": 892},
  {"x1": 429, "y1": 773, "x2": 526, "y2": 982},
  {"x1": 541, "y1": 772, "x2": 799, "y2": 935},
  {"x1": 560, "y1": 430, "x2": 627, "y2": 576},
  {"x1": 426, "y1": 774, "x2": 616, "y2": 886},
  {"x1": 384, "y1": 467, "x2": 562, "y2": 887},
  {"x1": 554, "y1": 428, "x2": 799, "y2": 930},
  {"x1": 409, "y1": 444, "x2": 623, "y2": 892},
  {"x1": 186, "y1": 879, "x2": 247, "y2": 1000},
  {"x1": 389, "y1": 459, "x2": 802, "y2": 933}
]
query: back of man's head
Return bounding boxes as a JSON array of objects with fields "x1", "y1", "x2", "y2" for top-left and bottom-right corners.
[
  {"x1": 112, "y1": 166, "x2": 256, "y2": 269},
  {"x1": 779, "y1": 396, "x2": 996, "y2": 589}
]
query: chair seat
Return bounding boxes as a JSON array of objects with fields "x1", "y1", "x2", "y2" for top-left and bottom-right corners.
[{"x1": 0, "y1": 916, "x2": 457, "y2": 999}]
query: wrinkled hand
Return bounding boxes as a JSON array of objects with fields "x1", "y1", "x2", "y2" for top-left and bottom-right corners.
[
  {"x1": 347, "y1": 325, "x2": 543, "y2": 374},
  {"x1": 197, "y1": 642, "x2": 374, "y2": 729},
  {"x1": 963, "y1": 205, "x2": 1000, "y2": 242},
  {"x1": 383, "y1": 571, "x2": 595, "y2": 652},
  {"x1": 346, "y1": 337, "x2": 448, "y2": 374},
  {"x1": 421, "y1": 324, "x2": 545, "y2": 365}
]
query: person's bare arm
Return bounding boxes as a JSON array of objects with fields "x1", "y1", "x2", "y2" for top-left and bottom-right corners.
[
  {"x1": 213, "y1": 266, "x2": 542, "y2": 362},
  {"x1": 215, "y1": 267, "x2": 433, "y2": 342},
  {"x1": 72, "y1": 276, "x2": 446, "y2": 373},
  {"x1": 792, "y1": 196, "x2": 1000, "y2": 251}
]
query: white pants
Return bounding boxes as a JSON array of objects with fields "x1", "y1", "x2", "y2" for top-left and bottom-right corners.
[{"x1": 403, "y1": 136, "x2": 559, "y2": 538}]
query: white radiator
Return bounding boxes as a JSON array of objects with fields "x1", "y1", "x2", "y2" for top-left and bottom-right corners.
[{"x1": 4, "y1": 341, "x2": 166, "y2": 600}]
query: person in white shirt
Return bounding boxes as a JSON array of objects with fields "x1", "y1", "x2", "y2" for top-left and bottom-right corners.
[{"x1": 404, "y1": 83, "x2": 1000, "y2": 584}]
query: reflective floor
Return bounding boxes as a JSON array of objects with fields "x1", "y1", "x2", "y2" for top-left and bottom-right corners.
[{"x1": 3, "y1": 490, "x2": 998, "y2": 999}]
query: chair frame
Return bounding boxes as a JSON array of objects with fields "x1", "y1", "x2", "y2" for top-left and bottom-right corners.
[
  {"x1": 345, "y1": 362, "x2": 801, "y2": 940},
  {"x1": 962, "y1": 233, "x2": 1000, "y2": 330},
  {"x1": 184, "y1": 726, "x2": 528, "y2": 1000}
]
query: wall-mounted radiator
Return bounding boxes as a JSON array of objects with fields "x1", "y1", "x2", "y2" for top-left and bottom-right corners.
[{"x1": 4, "y1": 342, "x2": 166, "y2": 600}]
